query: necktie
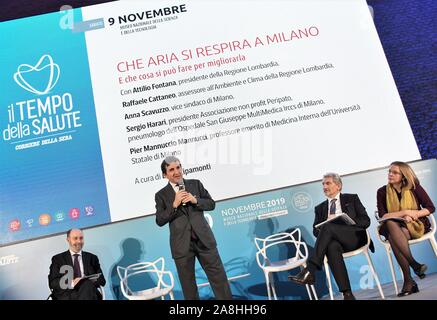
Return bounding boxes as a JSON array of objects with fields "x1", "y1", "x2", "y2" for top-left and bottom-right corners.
[
  {"x1": 73, "y1": 254, "x2": 82, "y2": 278},
  {"x1": 329, "y1": 199, "x2": 336, "y2": 215}
]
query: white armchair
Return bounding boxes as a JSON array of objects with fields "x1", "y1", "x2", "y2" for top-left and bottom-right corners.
[
  {"x1": 375, "y1": 212, "x2": 437, "y2": 295},
  {"x1": 254, "y1": 228, "x2": 318, "y2": 300},
  {"x1": 116, "y1": 257, "x2": 175, "y2": 300},
  {"x1": 323, "y1": 230, "x2": 385, "y2": 300}
]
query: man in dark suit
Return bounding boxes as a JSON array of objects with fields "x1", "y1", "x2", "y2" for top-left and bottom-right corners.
[
  {"x1": 289, "y1": 173, "x2": 371, "y2": 300},
  {"x1": 155, "y1": 156, "x2": 232, "y2": 300},
  {"x1": 48, "y1": 228, "x2": 106, "y2": 300}
]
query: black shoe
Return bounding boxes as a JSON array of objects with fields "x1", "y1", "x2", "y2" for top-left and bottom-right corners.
[
  {"x1": 413, "y1": 264, "x2": 427, "y2": 279},
  {"x1": 342, "y1": 291, "x2": 356, "y2": 300},
  {"x1": 397, "y1": 282, "x2": 419, "y2": 297},
  {"x1": 288, "y1": 268, "x2": 315, "y2": 285}
]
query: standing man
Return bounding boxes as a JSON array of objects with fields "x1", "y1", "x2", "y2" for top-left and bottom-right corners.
[
  {"x1": 48, "y1": 229, "x2": 106, "y2": 300},
  {"x1": 289, "y1": 173, "x2": 372, "y2": 300},
  {"x1": 155, "y1": 156, "x2": 232, "y2": 300}
]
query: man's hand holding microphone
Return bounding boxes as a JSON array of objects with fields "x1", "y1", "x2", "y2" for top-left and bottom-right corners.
[{"x1": 173, "y1": 183, "x2": 197, "y2": 209}]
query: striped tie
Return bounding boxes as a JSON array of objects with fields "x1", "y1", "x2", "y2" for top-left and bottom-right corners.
[{"x1": 329, "y1": 199, "x2": 336, "y2": 215}]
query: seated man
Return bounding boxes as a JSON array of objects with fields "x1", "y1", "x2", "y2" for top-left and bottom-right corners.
[
  {"x1": 289, "y1": 173, "x2": 372, "y2": 300},
  {"x1": 48, "y1": 228, "x2": 106, "y2": 300}
]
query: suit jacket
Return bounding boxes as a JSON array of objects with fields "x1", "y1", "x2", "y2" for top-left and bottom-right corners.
[
  {"x1": 312, "y1": 193, "x2": 371, "y2": 238},
  {"x1": 48, "y1": 250, "x2": 106, "y2": 299},
  {"x1": 155, "y1": 179, "x2": 217, "y2": 259}
]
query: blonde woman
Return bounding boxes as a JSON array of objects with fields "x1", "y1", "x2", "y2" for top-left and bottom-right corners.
[{"x1": 377, "y1": 161, "x2": 435, "y2": 297}]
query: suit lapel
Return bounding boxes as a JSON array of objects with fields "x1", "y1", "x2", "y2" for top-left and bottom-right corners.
[
  {"x1": 184, "y1": 179, "x2": 191, "y2": 203},
  {"x1": 82, "y1": 252, "x2": 89, "y2": 275},
  {"x1": 321, "y1": 200, "x2": 328, "y2": 221},
  {"x1": 183, "y1": 179, "x2": 191, "y2": 191},
  {"x1": 164, "y1": 182, "x2": 175, "y2": 203},
  {"x1": 186, "y1": 179, "x2": 198, "y2": 213},
  {"x1": 64, "y1": 250, "x2": 73, "y2": 267},
  {"x1": 340, "y1": 193, "x2": 348, "y2": 214}
]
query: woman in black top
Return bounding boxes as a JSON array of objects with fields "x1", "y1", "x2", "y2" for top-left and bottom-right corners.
[{"x1": 377, "y1": 161, "x2": 435, "y2": 297}]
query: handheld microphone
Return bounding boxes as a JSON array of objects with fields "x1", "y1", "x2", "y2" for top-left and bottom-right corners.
[{"x1": 177, "y1": 180, "x2": 186, "y2": 206}]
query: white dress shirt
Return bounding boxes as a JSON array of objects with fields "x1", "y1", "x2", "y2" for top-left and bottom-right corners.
[
  {"x1": 326, "y1": 193, "x2": 342, "y2": 221},
  {"x1": 170, "y1": 181, "x2": 181, "y2": 193}
]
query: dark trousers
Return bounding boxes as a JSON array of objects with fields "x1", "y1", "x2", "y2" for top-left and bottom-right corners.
[
  {"x1": 174, "y1": 238, "x2": 232, "y2": 300},
  {"x1": 54, "y1": 279, "x2": 99, "y2": 300},
  {"x1": 309, "y1": 223, "x2": 367, "y2": 292}
]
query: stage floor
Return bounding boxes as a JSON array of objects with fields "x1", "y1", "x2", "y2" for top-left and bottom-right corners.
[{"x1": 323, "y1": 272, "x2": 437, "y2": 300}]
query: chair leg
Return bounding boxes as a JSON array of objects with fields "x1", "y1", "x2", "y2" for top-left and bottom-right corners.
[
  {"x1": 364, "y1": 251, "x2": 385, "y2": 299},
  {"x1": 269, "y1": 272, "x2": 278, "y2": 300},
  {"x1": 301, "y1": 263, "x2": 313, "y2": 300},
  {"x1": 385, "y1": 245, "x2": 399, "y2": 295},
  {"x1": 305, "y1": 284, "x2": 312, "y2": 300},
  {"x1": 324, "y1": 260, "x2": 334, "y2": 300},
  {"x1": 264, "y1": 272, "x2": 272, "y2": 300},
  {"x1": 399, "y1": 265, "x2": 404, "y2": 281},
  {"x1": 310, "y1": 285, "x2": 318, "y2": 300},
  {"x1": 430, "y1": 238, "x2": 437, "y2": 257}
]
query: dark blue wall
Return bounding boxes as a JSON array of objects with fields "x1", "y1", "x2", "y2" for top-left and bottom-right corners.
[{"x1": 367, "y1": 0, "x2": 436, "y2": 159}]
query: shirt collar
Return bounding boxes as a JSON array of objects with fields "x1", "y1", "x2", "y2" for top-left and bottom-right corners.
[
  {"x1": 69, "y1": 250, "x2": 82, "y2": 256},
  {"x1": 169, "y1": 181, "x2": 178, "y2": 190},
  {"x1": 327, "y1": 192, "x2": 340, "y2": 202},
  {"x1": 169, "y1": 180, "x2": 184, "y2": 189}
]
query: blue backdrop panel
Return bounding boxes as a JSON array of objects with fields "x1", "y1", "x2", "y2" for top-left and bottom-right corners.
[{"x1": 0, "y1": 9, "x2": 111, "y2": 245}]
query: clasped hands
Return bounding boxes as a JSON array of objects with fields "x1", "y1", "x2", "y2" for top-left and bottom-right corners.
[
  {"x1": 402, "y1": 210, "x2": 420, "y2": 223},
  {"x1": 173, "y1": 190, "x2": 197, "y2": 208}
]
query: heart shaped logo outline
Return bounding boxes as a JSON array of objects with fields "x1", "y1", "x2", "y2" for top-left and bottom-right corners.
[{"x1": 13, "y1": 54, "x2": 60, "y2": 95}]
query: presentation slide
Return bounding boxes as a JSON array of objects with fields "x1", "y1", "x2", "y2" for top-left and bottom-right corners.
[{"x1": 0, "y1": 0, "x2": 420, "y2": 245}]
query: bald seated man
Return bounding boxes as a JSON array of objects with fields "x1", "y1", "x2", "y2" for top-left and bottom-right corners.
[{"x1": 48, "y1": 229, "x2": 106, "y2": 300}]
